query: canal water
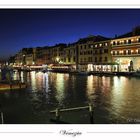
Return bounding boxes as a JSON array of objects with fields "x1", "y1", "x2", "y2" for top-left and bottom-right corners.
[{"x1": 0, "y1": 71, "x2": 140, "y2": 124}]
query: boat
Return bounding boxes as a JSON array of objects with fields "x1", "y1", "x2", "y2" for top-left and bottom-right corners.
[
  {"x1": 0, "y1": 80, "x2": 26, "y2": 90},
  {"x1": 77, "y1": 71, "x2": 91, "y2": 76}
]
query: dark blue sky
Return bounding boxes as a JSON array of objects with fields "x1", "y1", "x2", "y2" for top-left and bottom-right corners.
[{"x1": 1, "y1": 9, "x2": 140, "y2": 59}]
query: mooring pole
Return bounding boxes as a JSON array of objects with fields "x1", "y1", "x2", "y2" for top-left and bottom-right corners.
[
  {"x1": 55, "y1": 108, "x2": 60, "y2": 121},
  {"x1": 0, "y1": 105, "x2": 4, "y2": 124},
  {"x1": 1, "y1": 112, "x2": 4, "y2": 124},
  {"x1": 89, "y1": 103, "x2": 94, "y2": 124}
]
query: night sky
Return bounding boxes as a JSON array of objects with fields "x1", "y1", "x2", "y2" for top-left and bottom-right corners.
[{"x1": 1, "y1": 9, "x2": 140, "y2": 59}]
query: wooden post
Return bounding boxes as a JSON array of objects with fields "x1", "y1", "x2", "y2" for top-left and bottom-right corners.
[
  {"x1": 55, "y1": 108, "x2": 60, "y2": 120},
  {"x1": 1, "y1": 112, "x2": 4, "y2": 124},
  {"x1": 89, "y1": 104, "x2": 94, "y2": 124},
  {"x1": 0, "y1": 105, "x2": 4, "y2": 124}
]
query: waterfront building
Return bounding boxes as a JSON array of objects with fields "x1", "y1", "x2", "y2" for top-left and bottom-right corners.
[
  {"x1": 12, "y1": 26, "x2": 140, "y2": 72},
  {"x1": 92, "y1": 40, "x2": 112, "y2": 72},
  {"x1": 63, "y1": 43, "x2": 77, "y2": 70},
  {"x1": 77, "y1": 35, "x2": 111, "y2": 71},
  {"x1": 111, "y1": 27, "x2": 140, "y2": 72}
]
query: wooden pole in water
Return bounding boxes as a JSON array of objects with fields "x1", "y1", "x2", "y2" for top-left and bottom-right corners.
[
  {"x1": 55, "y1": 108, "x2": 60, "y2": 120},
  {"x1": 89, "y1": 104, "x2": 94, "y2": 124},
  {"x1": 0, "y1": 105, "x2": 4, "y2": 124},
  {"x1": 1, "y1": 112, "x2": 4, "y2": 124}
]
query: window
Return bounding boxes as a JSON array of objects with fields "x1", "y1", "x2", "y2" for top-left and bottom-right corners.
[
  {"x1": 124, "y1": 50, "x2": 127, "y2": 55},
  {"x1": 138, "y1": 38, "x2": 140, "y2": 42},
  {"x1": 138, "y1": 49, "x2": 140, "y2": 54},
  {"x1": 90, "y1": 51, "x2": 92, "y2": 54},
  {"x1": 104, "y1": 57, "x2": 108, "y2": 62},
  {"x1": 104, "y1": 49, "x2": 108, "y2": 53},
  {"x1": 95, "y1": 50, "x2": 98, "y2": 54},
  {"x1": 84, "y1": 58, "x2": 86, "y2": 62},
  {"x1": 95, "y1": 57, "x2": 97, "y2": 62},
  {"x1": 128, "y1": 50, "x2": 131, "y2": 54},
  {"x1": 113, "y1": 51, "x2": 115, "y2": 55},
  {"x1": 128, "y1": 39, "x2": 131, "y2": 44},
  {"x1": 113, "y1": 41, "x2": 116, "y2": 45},
  {"x1": 99, "y1": 57, "x2": 102, "y2": 62},
  {"x1": 84, "y1": 45, "x2": 86, "y2": 49},
  {"x1": 90, "y1": 45, "x2": 93, "y2": 48},
  {"x1": 88, "y1": 57, "x2": 90, "y2": 62},
  {"x1": 80, "y1": 58, "x2": 83, "y2": 62},
  {"x1": 117, "y1": 41, "x2": 120, "y2": 45},
  {"x1": 99, "y1": 49, "x2": 102, "y2": 54},
  {"x1": 68, "y1": 57, "x2": 71, "y2": 62},
  {"x1": 124, "y1": 40, "x2": 127, "y2": 44},
  {"x1": 73, "y1": 57, "x2": 76, "y2": 62},
  {"x1": 117, "y1": 51, "x2": 119, "y2": 55}
]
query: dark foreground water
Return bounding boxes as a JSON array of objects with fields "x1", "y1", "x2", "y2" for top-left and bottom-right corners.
[{"x1": 0, "y1": 71, "x2": 140, "y2": 124}]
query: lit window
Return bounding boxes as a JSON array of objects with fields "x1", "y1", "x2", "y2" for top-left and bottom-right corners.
[
  {"x1": 100, "y1": 44, "x2": 102, "y2": 47},
  {"x1": 119, "y1": 50, "x2": 123, "y2": 54}
]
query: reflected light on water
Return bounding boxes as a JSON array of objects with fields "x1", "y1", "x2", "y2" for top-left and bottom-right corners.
[
  {"x1": 111, "y1": 77, "x2": 129, "y2": 118},
  {"x1": 30, "y1": 71, "x2": 37, "y2": 92},
  {"x1": 55, "y1": 74, "x2": 65, "y2": 106},
  {"x1": 86, "y1": 75, "x2": 96, "y2": 102},
  {"x1": 43, "y1": 73, "x2": 49, "y2": 93}
]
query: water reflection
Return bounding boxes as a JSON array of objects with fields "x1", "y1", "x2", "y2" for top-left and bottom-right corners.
[{"x1": 1, "y1": 71, "x2": 140, "y2": 123}]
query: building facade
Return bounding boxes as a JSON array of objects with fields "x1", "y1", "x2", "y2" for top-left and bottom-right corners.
[{"x1": 12, "y1": 27, "x2": 140, "y2": 72}]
